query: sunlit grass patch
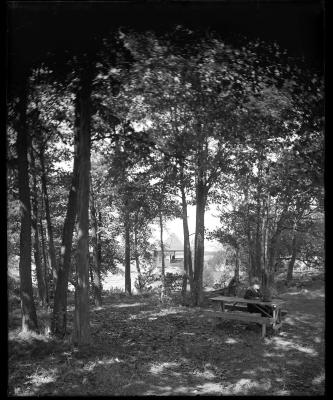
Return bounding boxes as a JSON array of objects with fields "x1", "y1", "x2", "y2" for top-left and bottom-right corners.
[
  {"x1": 192, "y1": 368, "x2": 216, "y2": 379},
  {"x1": 111, "y1": 302, "x2": 148, "y2": 308},
  {"x1": 312, "y1": 371, "x2": 325, "y2": 385},
  {"x1": 149, "y1": 361, "x2": 179, "y2": 375},
  {"x1": 225, "y1": 337, "x2": 238, "y2": 344},
  {"x1": 8, "y1": 277, "x2": 325, "y2": 396},
  {"x1": 26, "y1": 367, "x2": 58, "y2": 387},
  {"x1": 13, "y1": 330, "x2": 52, "y2": 343},
  {"x1": 271, "y1": 337, "x2": 318, "y2": 356},
  {"x1": 222, "y1": 377, "x2": 272, "y2": 395}
]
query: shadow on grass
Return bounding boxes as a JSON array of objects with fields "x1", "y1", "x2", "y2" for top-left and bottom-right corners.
[{"x1": 8, "y1": 289, "x2": 325, "y2": 396}]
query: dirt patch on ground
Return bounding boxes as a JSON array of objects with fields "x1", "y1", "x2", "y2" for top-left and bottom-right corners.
[{"x1": 8, "y1": 280, "x2": 325, "y2": 396}]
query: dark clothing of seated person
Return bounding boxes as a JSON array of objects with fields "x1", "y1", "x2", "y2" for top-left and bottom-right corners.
[
  {"x1": 226, "y1": 276, "x2": 239, "y2": 296},
  {"x1": 244, "y1": 283, "x2": 273, "y2": 317}
]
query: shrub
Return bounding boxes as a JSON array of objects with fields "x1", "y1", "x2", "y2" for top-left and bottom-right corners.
[
  {"x1": 164, "y1": 272, "x2": 183, "y2": 292},
  {"x1": 134, "y1": 263, "x2": 159, "y2": 292}
]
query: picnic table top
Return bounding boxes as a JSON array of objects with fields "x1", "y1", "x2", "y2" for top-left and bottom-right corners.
[{"x1": 209, "y1": 295, "x2": 286, "y2": 307}]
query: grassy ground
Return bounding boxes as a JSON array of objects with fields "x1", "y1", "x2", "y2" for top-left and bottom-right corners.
[{"x1": 8, "y1": 272, "x2": 325, "y2": 396}]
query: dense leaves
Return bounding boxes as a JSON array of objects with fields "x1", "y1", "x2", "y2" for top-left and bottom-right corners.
[{"x1": 7, "y1": 25, "x2": 323, "y2": 340}]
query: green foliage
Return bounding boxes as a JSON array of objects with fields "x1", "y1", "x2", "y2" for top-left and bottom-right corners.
[
  {"x1": 134, "y1": 263, "x2": 159, "y2": 292},
  {"x1": 7, "y1": 26, "x2": 324, "y2": 320},
  {"x1": 164, "y1": 272, "x2": 183, "y2": 292}
]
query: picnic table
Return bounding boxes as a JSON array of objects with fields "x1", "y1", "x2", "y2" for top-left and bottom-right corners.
[{"x1": 206, "y1": 295, "x2": 286, "y2": 338}]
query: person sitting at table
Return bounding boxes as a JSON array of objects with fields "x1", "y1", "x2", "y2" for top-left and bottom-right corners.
[
  {"x1": 244, "y1": 279, "x2": 273, "y2": 317},
  {"x1": 226, "y1": 276, "x2": 239, "y2": 296}
]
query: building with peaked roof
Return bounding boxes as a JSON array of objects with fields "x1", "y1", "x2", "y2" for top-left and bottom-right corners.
[
  {"x1": 164, "y1": 233, "x2": 183, "y2": 251},
  {"x1": 154, "y1": 233, "x2": 184, "y2": 264}
]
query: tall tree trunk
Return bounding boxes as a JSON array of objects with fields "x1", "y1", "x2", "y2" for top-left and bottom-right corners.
[
  {"x1": 159, "y1": 209, "x2": 166, "y2": 300},
  {"x1": 261, "y1": 196, "x2": 269, "y2": 289},
  {"x1": 267, "y1": 212, "x2": 284, "y2": 287},
  {"x1": 255, "y1": 160, "x2": 264, "y2": 280},
  {"x1": 40, "y1": 205, "x2": 50, "y2": 308},
  {"x1": 89, "y1": 265, "x2": 94, "y2": 286},
  {"x1": 89, "y1": 177, "x2": 102, "y2": 306},
  {"x1": 267, "y1": 231, "x2": 281, "y2": 286},
  {"x1": 134, "y1": 213, "x2": 143, "y2": 292},
  {"x1": 243, "y1": 176, "x2": 255, "y2": 284},
  {"x1": 234, "y1": 247, "x2": 240, "y2": 282},
  {"x1": 52, "y1": 116, "x2": 79, "y2": 336},
  {"x1": 40, "y1": 150, "x2": 57, "y2": 287},
  {"x1": 30, "y1": 148, "x2": 46, "y2": 307},
  {"x1": 73, "y1": 65, "x2": 93, "y2": 345},
  {"x1": 16, "y1": 77, "x2": 38, "y2": 332},
  {"x1": 124, "y1": 206, "x2": 132, "y2": 295},
  {"x1": 180, "y1": 178, "x2": 193, "y2": 301},
  {"x1": 286, "y1": 222, "x2": 298, "y2": 283},
  {"x1": 255, "y1": 199, "x2": 262, "y2": 280},
  {"x1": 98, "y1": 211, "x2": 102, "y2": 270},
  {"x1": 193, "y1": 175, "x2": 206, "y2": 306}
]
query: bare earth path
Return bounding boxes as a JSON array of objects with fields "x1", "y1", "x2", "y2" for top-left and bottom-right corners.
[{"x1": 8, "y1": 280, "x2": 325, "y2": 396}]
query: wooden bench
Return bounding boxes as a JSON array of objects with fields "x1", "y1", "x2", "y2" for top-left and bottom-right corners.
[
  {"x1": 200, "y1": 309, "x2": 272, "y2": 338},
  {"x1": 224, "y1": 303, "x2": 288, "y2": 316},
  {"x1": 224, "y1": 304, "x2": 247, "y2": 312}
]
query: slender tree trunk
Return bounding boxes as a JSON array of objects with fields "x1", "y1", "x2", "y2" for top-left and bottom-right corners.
[
  {"x1": 255, "y1": 200, "x2": 262, "y2": 280},
  {"x1": 267, "y1": 214, "x2": 284, "y2": 286},
  {"x1": 255, "y1": 160, "x2": 264, "y2": 281},
  {"x1": 261, "y1": 196, "x2": 269, "y2": 289},
  {"x1": 180, "y1": 178, "x2": 193, "y2": 301},
  {"x1": 286, "y1": 222, "x2": 298, "y2": 283},
  {"x1": 98, "y1": 212, "x2": 102, "y2": 265},
  {"x1": 159, "y1": 209, "x2": 166, "y2": 300},
  {"x1": 16, "y1": 77, "x2": 38, "y2": 332},
  {"x1": 193, "y1": 175, "x2": 206, "y2": 306},
  {"x1": 124, "y1": 206, "x2": 132, "y2": 295},
  {"x1": 234, "y1": 247, "x2": 240, "y2": 282},
  {"x1": 89, "y1": 265, "x2": 94, "y2": 286},
  {"x1": 134, "y1": 214, "x2": 143, "y2": 292},
  {"x1": 73, "y1": 65, "x2": 93, "y2": 345},
  {"x1": 267, "y1": 231, "x2": 281, "y2": 286},
  {"x1": 40, "y1": 207, "x2": 50, "y2": 308},
  {"x1": 30, "y1": 148, "x2": 46, "y2": 307},
  {"x1": 51, "y1": 96, "x2": 80, "y2": 337},
  {"x1": 40, "y1": 151, "x2": 57, "y2": 287},
  {"x1": 89, "y1": 177, "x2": 102, "y2": 306},
  {"x1": 244, "y1": 176, "x2": 254, "y2": 284}
]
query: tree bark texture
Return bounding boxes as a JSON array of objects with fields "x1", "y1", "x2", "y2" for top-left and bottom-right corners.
[
  {"x1": 234, "y1": 247, "x2": 240, "y2": 282},
  {"x1": 30, "y1": 148, "x2": 46, "y2": 307},
  {"x1": 16, "y1": 79, "x2": 39, "y2": 332},
  {"x1": 243, "y1": 178, "x2": 255, "y2": 284},
  {"x1": 287, "y1": 222, "x2": 298, "y2": 283},
  {"x1": 39, "y1": 208, "x2": 50, "y2": 307},
  {"x1": 134, "y1": 213, "x2": 143, "y2": 292},
  {"x1": 73, "y1": 67, "x2": 93, "y2": 345},
  {"x1": 255, "y1": 198, "x2": 263, "y2": 280},
  {"x1": 40, "y1": 150, "x2": 58, "y2": 286},
  {"x1": 261, "y1": 196, "x2": 269, "y2": 289},
  {"x1": 98, "y1": 212, "x2": 102, "y2": 267},
  {"x1": 124, "y1": 206, "x2": 132, "y2": 295},
  {"x1": 193, "y1": 175, "x2": 206, "y2": 306},
  {"x1": 89, "y1": 178, "x2": 102, "y2": 306},
  {"x1": 159, "y1": 209, "x2": 166, "y2": 300},
  {"x1": 52, "y1": 110, "x2": 79, "y2": 336},
  {"x1": 180, "y1": 179, "x2": 193, "y2": 300}
]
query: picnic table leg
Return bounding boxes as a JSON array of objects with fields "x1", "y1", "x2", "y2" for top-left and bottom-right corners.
[
  {"x1": 272, "y1": 308, "x2": 277, "y2": 329},
  {"x1": 274, "y1": 308, "x2": 282, "y2": 331},
  {"x1": 261, "y1": 323, "x2": 266, "y2": 338},
  {"x1": 220, "y1": 301, "x2": 225, "y2": 312}
]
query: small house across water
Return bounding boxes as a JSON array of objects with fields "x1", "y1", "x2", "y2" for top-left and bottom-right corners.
[{"x1": 153, "y1": 234, "x2": 184, "y2": 265}]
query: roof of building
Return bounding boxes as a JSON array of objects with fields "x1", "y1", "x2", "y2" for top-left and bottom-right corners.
[{"x1": 164, "y1": 233, "x2": 183, "y2": 251}]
